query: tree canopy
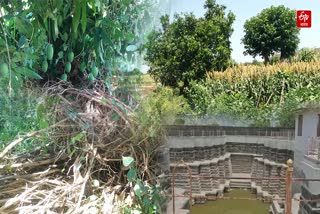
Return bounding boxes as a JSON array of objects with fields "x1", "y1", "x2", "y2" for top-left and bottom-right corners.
[
  {"x1": 242, "y1": 5, "x2": 300, "y2": 64},
  {"x1": 144, "y1": 0, "x2": 235, "y2": 94},
  {"x1": 0, "y1": 0, "x2": 151, "y2": 86}
]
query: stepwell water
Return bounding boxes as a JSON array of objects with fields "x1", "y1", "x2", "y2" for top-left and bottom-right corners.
[{"x1": 191, "y1": 189, "x2": 269, "y2": 214}]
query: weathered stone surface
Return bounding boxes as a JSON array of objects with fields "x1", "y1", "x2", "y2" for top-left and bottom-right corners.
[{"x1": 169, "y1": 142, "x2": 293, "y2": 164}]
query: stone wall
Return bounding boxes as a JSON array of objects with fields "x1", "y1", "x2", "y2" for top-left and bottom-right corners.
[
  {"x1": 299, "y1": 185, "x2": 320, "y2": 214},
  {"x1": 166, "y1": 125, "x2": 295, "y2": 139},
  {"x1": 170, "y1": 153, "x2": 231, "y2": 196},
  {"x1": 170, "y1": 142, "x2": 293, "y2": 164},
  {"x1": 251, "y1": 158, "x2": 287, "y2": 199},
  {"x1": 231, "y1": 154, "x2": 253, "y2": 173}
]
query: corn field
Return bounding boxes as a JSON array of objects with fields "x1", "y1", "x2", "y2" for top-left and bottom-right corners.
[
  {"x1": 185, "y1": 60, "x2": 320, "y2": 127},
  {"x1": 207, "y1": 60, "x2": 320, "y2": 82}
]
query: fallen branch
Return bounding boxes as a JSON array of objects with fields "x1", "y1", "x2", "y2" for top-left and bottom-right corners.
[
  {"x1": 75, "y1": 148, "x2": 96, "y2": 210},
  {"x1": 0, "y1": 154, "x2": 68, "y2": 170},
  {"x1": 0, "y1": 169, "x2": 60, "y2": 182}
]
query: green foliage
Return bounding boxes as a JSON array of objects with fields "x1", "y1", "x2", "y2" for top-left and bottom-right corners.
[
  {"x1": 270, "y1": 55, "x2": 281, "y2": 65},
  {"x1": 122, "y1": 156, "x2": 166, "y2": 214},
  {"x1": 242, "y1": 5, "x2": 299, "y2": 64},
  {"x1": 122, "y1": 156, "x2": 135, "y2": 167},
  {"x1": 297, "y1": 48, "x2": 316, "y2": 62},
  {"x1": 144, "y1": 0, "x2": 235, "y2": 94},
  {"x1": 0, "y1": 87, "x2": 52, "y2": 153},
  {"x1": 87, "y1": 73, "x2": 94, "y2": 82},
  {"x1": 185, "y1": 65, "x2": 320, "y2": 127},
  {"x1": 208, "y1": 92, "x2": 256, "y2": 120},
  {"x1": 184, "y1": 81, "x2": 211, "y2": 114},
  {"x1": 0, "y1": 0, "x2": 152, "y2": 85},
  {"x1": 0, "y1": 63, "x2": 8, "y2": 76},
  {"x1": 135, "y1": 87, "x2": 191, "y2": 131}
]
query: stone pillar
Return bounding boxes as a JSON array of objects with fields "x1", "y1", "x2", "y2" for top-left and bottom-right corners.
[
  {"x1": 271, "y1": 148, "x2": 277, "y2": 162},
  {"x1": 204, "y1": 146, "x2": 210, "y2": 160},
  {"x1": 190, "y1": 163, "x2": 201, "y2": 194},
  {"x1": 210, "y1": 161, "x2": 219, "y2": 189},
  {"x1": 251, "y1": 158, "x2": 258, "y2": 184},
  {"x1": 256, "y1": 160, "x2": 264, "y2": 187},
  {"x1": 169, "y1": 148, "x2": 176, "y2": 163},
  {"x1": 262, "y1": 162, "x2": 270, "y2": 192},
  {"x1": 269, "y1": 164, "x2": 278, "y2": 195},
  {"x1": 225, "y1": 156, "x2": 231, "y2": 177},
  {"x1": 171, "y1": 165, "x2": 188, "y2": 189},
  {"x1": 279, "y1": 165, "x2": 287, "y2": 199},
  {"x1": 199, "y1": 162, "x2": 212, "y2": 192},
  {"x1": 218, "y1": 159, "x2": 225, "y2": 185}
]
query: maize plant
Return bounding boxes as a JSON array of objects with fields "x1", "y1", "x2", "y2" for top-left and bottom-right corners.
[{"x1": 185, "y1": 60, "x2": 320, "y2": 127}]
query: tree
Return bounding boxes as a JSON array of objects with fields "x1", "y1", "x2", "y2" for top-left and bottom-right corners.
[
  {"x1": 144, "y1": 0, "x2": 235, "y2": 94},
  {"x1": 242, "y1": 5, "x2": 300, "y2": 65}
]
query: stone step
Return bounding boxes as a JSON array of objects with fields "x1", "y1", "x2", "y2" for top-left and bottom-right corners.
[
  {"x1": 230, "y1": 179, "x2": 251, "y2": 189},
  {"x1": 230, "y1": 183, "x2": 251, "y2": 187},
  {"x1": 230, "y1": 183, "x2": 251, "y2": 188}
]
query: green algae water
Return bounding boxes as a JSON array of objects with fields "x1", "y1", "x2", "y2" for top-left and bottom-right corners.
[{"x1": 191, "y1": 189, "x2": 269, "y2": 214}]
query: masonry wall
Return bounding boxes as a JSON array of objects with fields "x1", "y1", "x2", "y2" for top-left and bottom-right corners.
[
  {"x1": 294, "y1": 111, "x2": 318, "y2": 170},
  {"x1": 169, "y1": 142, "x2": 293, "y2": 164},
  {"x1": 171, "y1": 154, "x2": 232, "y2": 196},
  {"x1": 251, "y1": 158, "x2": 287, "y2": 199}
]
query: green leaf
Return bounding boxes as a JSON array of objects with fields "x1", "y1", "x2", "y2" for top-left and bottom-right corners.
[
  {"x1": 54, "y1": 18, "x2": 59, "y2": 39},
  {"x1": 111, "y1": 113, "x2": 119, "y2": 121},
  {"x1": 122, "y1": 156, "x2": 134, "y2": 167},
  {"x1": 14, "y1": 67, "x2": 42, "y2": 79},
  {"x1": 94, "y1": 0, "x2": 101, "y2": 11},
  {"x1": 18, "y1": 36, "x2": 27, "y2": 48},
  {"x1": 127, "y1": 169, "x2": 137, "y2": 182},
  {"x1": 14, "y1": 16, "x2": 32, "y2": 38},
  {"x1": 72, "y1": 0, "x2": 82, "y2": 39},
  {"x1": 101, "y1": 97, "x2": 107, "y2": 104},
  {"x1": 143, "y1": 197, "x2": 151, "y2": 208},
  {"x1": 39, "y1": 119, "x2": 49, "y2": 129},
  {"x1": 133, "y1": 183, "x2": 142, "y2": 198},
  {"x1": 36, "y1": 103, "x2": 49, "y2": 129},
  {"x1": 81, "y1": 0, "x2": 87, "y2": 33},
  {"x1": 36, "y1": 103, "x2": 45, "y2": 119},
  {"x1": 71, "y1": 132, "x2": 86, "y2": 144},
  {"x1": 126, "y1": 45, "x2": 138, "y2": 52}
]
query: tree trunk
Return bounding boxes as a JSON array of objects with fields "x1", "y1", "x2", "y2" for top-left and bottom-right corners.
[
  {"x1": 280, "y1": 51, "x2": 287, "y2": 62},
  {"x1": 263, "y1": 55, "x2": 270, "y2": 65}
]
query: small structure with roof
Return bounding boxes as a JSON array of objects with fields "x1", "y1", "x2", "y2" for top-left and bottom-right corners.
[{"x1": 294, "y1": 102, "x2": 320, "y2": 214}]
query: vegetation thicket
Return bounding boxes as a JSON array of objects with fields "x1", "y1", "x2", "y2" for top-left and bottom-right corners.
[
  {"x1": 0, "y1": 0, "x2": 153, "y2": 87},
  {"x1": 0, "y1": 1, "x2": 172, "y2": 213}
]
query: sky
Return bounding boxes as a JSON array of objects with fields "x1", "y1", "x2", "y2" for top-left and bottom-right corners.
[{"x1": 166, "y1": 0, "x2": 320, "y2": 63}]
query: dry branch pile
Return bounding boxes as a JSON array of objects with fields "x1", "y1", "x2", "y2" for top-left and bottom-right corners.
[{"x1": 0, "y1": 82, "x2": 166, "y2": 214}]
